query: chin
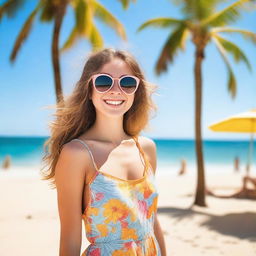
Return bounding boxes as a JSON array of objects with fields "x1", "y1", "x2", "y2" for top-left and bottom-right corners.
[{"x1": 104, "y1": 110, "x2": 128, "y2": 118}]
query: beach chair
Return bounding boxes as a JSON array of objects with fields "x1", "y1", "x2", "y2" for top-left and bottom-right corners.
[{"x1": 206, "y1": 176, "x2": 256, "y2": 200}]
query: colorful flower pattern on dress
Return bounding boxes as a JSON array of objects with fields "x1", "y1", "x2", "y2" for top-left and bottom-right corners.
[{"x1": 81, "y1": 166, "x2": 161, "y2": 255}]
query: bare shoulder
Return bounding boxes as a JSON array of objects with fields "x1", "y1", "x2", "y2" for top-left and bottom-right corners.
[
  {"x1": 137, "y1": 136, "x2": 157, "y2": 174},
  {"x1": 55, "y1": 140, "x2": 92, "y2": 230},
  {"x1": 55, "y1": 140, "x2": 93, "y2": 184},
  {"x1": 59, "y1": 140, "x2": 91, "y2": 167},
  {"x1": 137, "y1": 136, "x2": 156, "y2": 150}
]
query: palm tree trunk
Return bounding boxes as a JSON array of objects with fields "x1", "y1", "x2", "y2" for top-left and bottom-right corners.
[
  {"x1": 51, "y1": 3, "x2": 67, "y2": 103},
  {"x1": 193, "y1": 46, "x2": 207, "y2": 207}
]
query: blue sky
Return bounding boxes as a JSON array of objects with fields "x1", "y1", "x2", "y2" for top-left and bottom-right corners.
[{"x1": 1, "y1": 0, "x2": 256, "y2": 139}]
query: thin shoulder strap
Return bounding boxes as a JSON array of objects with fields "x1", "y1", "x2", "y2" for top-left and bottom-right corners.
[
  {"x1": 72, "y1": 139, "x2": 99, "y2": 171},
  {"x1": 132, "y1": 135, "x2": 150, "y2": 175}
]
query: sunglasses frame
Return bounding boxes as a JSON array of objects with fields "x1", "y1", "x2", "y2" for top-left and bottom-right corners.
[{"x1": 91, "y1": 73, "x2": 140, "y2": 95}]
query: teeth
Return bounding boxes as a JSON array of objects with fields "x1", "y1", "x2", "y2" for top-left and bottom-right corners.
[{"x1": 105, "y1": 100, "x2": 124, "y2": 105}]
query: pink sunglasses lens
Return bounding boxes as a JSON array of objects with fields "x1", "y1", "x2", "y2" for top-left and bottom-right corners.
[
  {"x1": 119, "y1": 76, "x2": 138, "y2": 94},
  {"x1": 94, "y1": 75, "x2": 113, "y2": 92},
  {"x1": 94, "y1": 75, "x2": 138, "y2": 94}
]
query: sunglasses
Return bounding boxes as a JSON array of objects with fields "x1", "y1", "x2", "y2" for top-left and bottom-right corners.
[{"x1": 91, "y1": 73, "x2": 140, "y2": 95}]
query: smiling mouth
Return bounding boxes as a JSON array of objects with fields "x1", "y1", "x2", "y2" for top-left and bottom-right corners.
[{"x1": 103, "y1": 100, "x2": 125, "y2": 106}]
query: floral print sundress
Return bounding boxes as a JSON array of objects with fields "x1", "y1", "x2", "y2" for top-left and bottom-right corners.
[{"x1": 72, "y1": 136, "x2": 161, "y2": 256}]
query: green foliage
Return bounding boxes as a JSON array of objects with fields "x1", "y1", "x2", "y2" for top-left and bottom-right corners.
[
  {"x1": 138, "y1": 0, "x2": 256, "y2": 98},
  {"x1": 0, "y1": 0, "x2": 25, "y2": 20},
  {"x1": 61, "y1": 0, "x2": 126, "y2": 51},
  {"x1": 155, "y1": 24, "x2": 188, "y2": 74},
  {"x1": 88, "y1": 23, "x2": 104, "y2": 50},
  {"x1": 171, "y1": 0, "x2": 230, "y2": 21},
  {"x1": 10, "y1": 2, "x2": 41, "y2": 61},
  {"x1": 137, "y1": 17, "x2": 182, "y2": 32},
  {"x1": 75, "y1": 0, "x2": 92, "y2": 36},
  {"x1": 214, "y1": 34, "x2": 251, "y2": 71},
  {"x1": 60, "y1": 27, "x2": 78, "y2": 51},
  {"x1": 40, "y1": 0, "x2": 56, "y2": 21},
  {"x1": 213, "y1": 37, "x2": 237, "y2": 98},
  {"x1": 211, "y1": 27, "x2": 256, "y2": 44},
  {"x1": 6, "y1": 0, "x2": 132, "y2": 58},
  {"x1": 117, "y1": 0, "x2": 136, "y2": 10},
  {"x1": 94, "y1": 1, "x2": 126, "y2": 40},
  {"x1": 202, "y1": 0, "x2": 251, "y2": 27}
]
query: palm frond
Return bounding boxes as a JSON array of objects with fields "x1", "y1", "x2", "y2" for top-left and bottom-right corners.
[
  {"x1": 213, "y1": 34, "x2": 251, "y2": 71},
  {"x1": 171, "y1": 0, "x2": 230, "y2": 21},
  {"x1": 116, "y1": 0, "x2": 136, "y2": 10},
  {"x1": 181, "y1": 0, "x2": 214, "y2": 20},
  {"x1": 137, "y1": 17, "x2": 183, "y2": 32},
  {"x1": 93, "y1": 1, "x2": 126, "y2": 40},
  {"x1": 211, "y1": 27, "x2": 256, "y2": 44},
  {"x1": 75, "y1": 0, "x2": 92, "y2": 36},
  {"x1": 75, "y1": 0, "x2": 86, "y2": 32},
  {"x1": 155, "y1": 25, "x2": 189, "y2": 75},
  {"x1": 10, "y1": 2, "x2": 41, "y2": 62},
  {"x1": 61, "y1": 20, "x2": 104, "y2": 52},
  {"x1": 88, "y1": 22, "x2": 104, "y2": 51},
  {"x1": 40, "y1": 0, "x2": 56, "y2": 21},
  {"x1": 0, "y1": 0, "x2": 25, "y2": 20},
  {"x1": 202, "y1": 0, "x2": 250, "y2": 27},
  {"x1": 212, "y1": 37, "x2": 237, "y2": 98},
  {"x1": 60, "y1": 27, "x2": 78, "y2": 52},
  {"x1": 180, "y1": 28, "x2": 190, "y2": 49}
]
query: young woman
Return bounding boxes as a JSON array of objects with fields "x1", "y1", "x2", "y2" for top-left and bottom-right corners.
[{"x1": 41, "y1": 48, "x2": 167, "y2": 256}]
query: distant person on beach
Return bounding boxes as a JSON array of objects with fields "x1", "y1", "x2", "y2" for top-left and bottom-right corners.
[
  {"x1": 178, "y1": 159, "x2": 187, "y2": 176},
  {"x1": 234, "y1": 156, "x2": 240, "y2": 172},
  {"x1": 2, "y1": 155, "x2": 11, "y2": 170},
  {"x1": 41, "y1": 48, "x2": 166, "y2": 256}
]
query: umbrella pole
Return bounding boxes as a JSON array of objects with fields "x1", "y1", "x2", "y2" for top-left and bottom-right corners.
[{"x1": 246, "y1": 132, "x2": 254, "y2": 176}]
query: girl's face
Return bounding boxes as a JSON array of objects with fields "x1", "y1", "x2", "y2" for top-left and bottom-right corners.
[{"x1": 90, "y1": 58, "x2": 136, "y2": 118}]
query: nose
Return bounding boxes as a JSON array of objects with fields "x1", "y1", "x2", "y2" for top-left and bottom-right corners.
[{"x1": 109, "y1": 79, "x2": 122, "y2": 94}]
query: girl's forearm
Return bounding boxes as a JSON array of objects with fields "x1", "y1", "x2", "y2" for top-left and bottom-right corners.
[
  {"x1": 154, "y1": 215, "x2": 167, "y2": 256},
  {"x1": 59, "y1": 233, "x2": 82, "y2": 256}
]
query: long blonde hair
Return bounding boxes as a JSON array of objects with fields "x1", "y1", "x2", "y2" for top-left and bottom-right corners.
[{"x1": 40, "y1": 48, "x2": 158, "y2": 188}]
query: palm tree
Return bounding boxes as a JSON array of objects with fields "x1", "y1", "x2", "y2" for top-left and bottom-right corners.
[
  {"x1": 138, "y1": 0, "x2": 256, "y2": 206},
  {"x1": 1, "y1": 0, "x2": 135, "y2": 103}
]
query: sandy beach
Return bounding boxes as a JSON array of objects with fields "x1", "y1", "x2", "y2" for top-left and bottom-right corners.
[{"x1": 0, "y1": 167, "x2": 255, "y2": 256}]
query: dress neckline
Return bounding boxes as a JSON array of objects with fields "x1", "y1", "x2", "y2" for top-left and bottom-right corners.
[
  {"x1": 74, "y1": 135, "x2": 150, "y2": 184},
  {"x1": 95, "y1": 135, "x2": 150, "y2": 184}
]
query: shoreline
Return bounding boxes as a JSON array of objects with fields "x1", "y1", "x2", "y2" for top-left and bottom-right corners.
[{"x1": 1, "y1": 162, "x2": 255, "y2": 174}]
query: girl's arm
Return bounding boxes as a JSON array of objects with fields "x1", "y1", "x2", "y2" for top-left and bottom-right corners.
[
  {"x1": 55, "y1": 141, "x2": 89, "y2": 256},
  {"x1": 142, "y1": 136, "x2": 167, "y2": 256},
  {"x1": 154, "y1": 214, "x2": 167, "y2": 256}
]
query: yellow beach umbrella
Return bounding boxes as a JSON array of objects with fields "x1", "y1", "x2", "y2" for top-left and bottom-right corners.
[{"x1": 209, "y1": 109, "x2": 256, "y2": 174}]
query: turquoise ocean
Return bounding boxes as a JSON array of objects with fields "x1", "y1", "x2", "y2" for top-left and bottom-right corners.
[{"x1": 0, "y1": 136, "x2": 255, "y2": 174}]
